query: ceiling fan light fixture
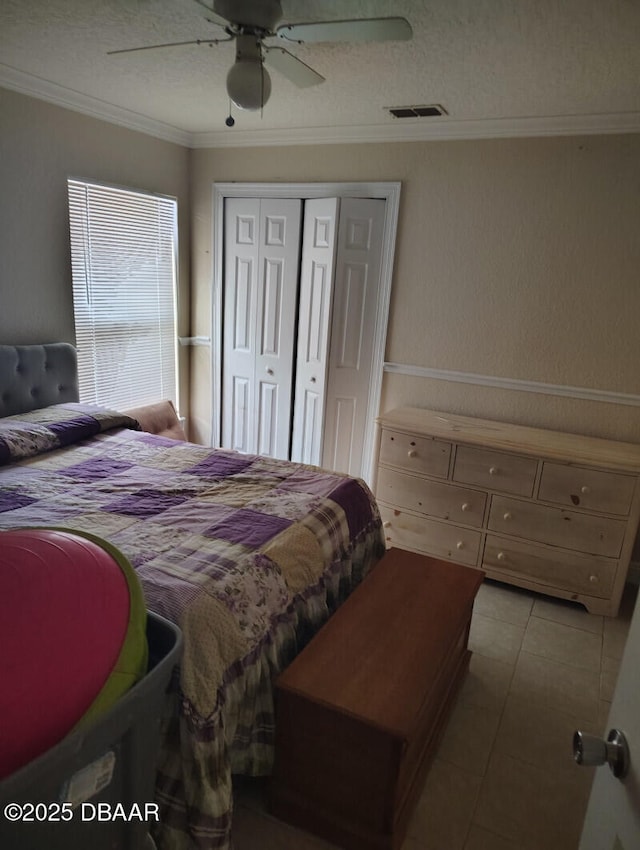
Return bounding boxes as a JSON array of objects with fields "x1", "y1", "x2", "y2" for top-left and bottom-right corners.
[
  {"x1": 109, "y1": 9, "x2": 414, "y2": 115},
  {"x1": 226, "y1": 35, "x2": 271, "y2": 110}
]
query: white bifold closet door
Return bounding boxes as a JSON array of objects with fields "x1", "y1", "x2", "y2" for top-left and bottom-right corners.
[
  {"x1": 222, "y1": 197, "x2": 302, "y2": 459},
  {"x1": 222, "y1": 195, "x2": 385, "y2": 476},
  {"x1": 320, "y1": 197, "x2": 385, "y2": 476},
  {"x1": 290, "y1": 197, "x2": 340, "y2": 465}
]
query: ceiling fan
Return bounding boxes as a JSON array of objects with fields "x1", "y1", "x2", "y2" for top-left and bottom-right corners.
[{"x1": 108, "y1": 0, "x2": 412, "y2": 112}]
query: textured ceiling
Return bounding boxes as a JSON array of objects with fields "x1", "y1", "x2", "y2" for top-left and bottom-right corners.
[{"x1": 2, "y1": 0, "x2": 640, "y2": 146}]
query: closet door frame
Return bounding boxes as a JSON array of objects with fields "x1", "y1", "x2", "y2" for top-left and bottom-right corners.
[{"x1": 211, "y1": 181, "x2": 401, "y2": 484}]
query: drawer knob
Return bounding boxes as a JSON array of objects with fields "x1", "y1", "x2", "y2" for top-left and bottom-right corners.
[
  {"x1": 489, "y1": 466, "x2": 499, "y2": 475},
  {"x1": 581, "y1": 485, "x2": 590, "y2": 495},
  {"x1": 456, "y1": 541, "x2": 464, "y2": 550},
  {"x1": 408, "y1": 449, "x2": 417, "y2": 458},
  {"x1": 589, "y1": 574, "x2": 599, "y2": 584},
  {"x1": 461, "y1": 502, "x2": 471, "y2": 512},
  {"x1": 503, "y1": 511, "x2": 512, "y2": 521},
  {"x1": 497, "y1": 551, "x2": 507, "y2": 561},
  {"x1": 383, "y1": 520, "x2": 391, "y2": 528}
]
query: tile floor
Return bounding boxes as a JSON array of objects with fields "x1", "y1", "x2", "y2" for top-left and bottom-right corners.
[{"x1": 231, "y1": 579, "x2": 638, "y2": 850}]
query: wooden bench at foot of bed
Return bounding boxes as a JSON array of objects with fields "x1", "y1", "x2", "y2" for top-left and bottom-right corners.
[{"x1": 270, "y1": 548, "x2": 484, "y2": 850}]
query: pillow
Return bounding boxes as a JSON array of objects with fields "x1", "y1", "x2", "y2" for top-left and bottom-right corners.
[
  {"x1": 124, "y1": 399, "x2": 186, "y2": 441},
  {"x1": 0, "y1": 403, "x2": 141, "y2": 466},
  {"x1": 0, "y1": 528, "x2": 148, "y2": 779}
]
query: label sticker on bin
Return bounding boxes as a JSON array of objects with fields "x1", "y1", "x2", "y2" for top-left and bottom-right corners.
[{"x1": 62, "y1": 751, "x2": 116, "y2": 808}]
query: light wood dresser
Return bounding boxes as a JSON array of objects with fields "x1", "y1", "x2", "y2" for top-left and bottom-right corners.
[{"x1": 375, "y1": 407, "x2": 640, "y2": 616}]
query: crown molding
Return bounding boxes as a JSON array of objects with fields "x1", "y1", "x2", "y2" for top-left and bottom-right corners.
[
  {"x1": 0, "y1": 65, "x2": 191, "y2": 147},
  {"x1": 191, "y1": 110, "x2": 640, "y2": 148},
  {"x1": 3, "y1": 63, "x2": 640, "y2": 150}
]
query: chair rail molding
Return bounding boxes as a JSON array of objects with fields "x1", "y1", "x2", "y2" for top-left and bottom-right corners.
[{"x1": 383, "y1": 362, "x2": 640, "y2": 408}]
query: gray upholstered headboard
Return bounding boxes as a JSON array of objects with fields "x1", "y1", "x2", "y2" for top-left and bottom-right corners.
[{"x1": 0, "y1": 343, "x2": 80, "y2": 417}]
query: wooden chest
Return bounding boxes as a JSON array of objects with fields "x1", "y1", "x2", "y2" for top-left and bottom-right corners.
[{"x1": 270, "y1": 549, "x2": 483, "y2": 850}]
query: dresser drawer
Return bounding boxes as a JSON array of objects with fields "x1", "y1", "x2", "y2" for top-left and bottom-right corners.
[
  {"x1": 376, "y1": 467, "x2": 486, "y2": 527},
  {"x1": 376, "y1": 407, "x2": 640, "y2": 616},
  {"x1": 483, "y1": 535, "x2": 616, "y2": 599},
  {"x1": 453, "y1": 445, "x2": 537, "y2": 497},
  {"x1": 538, "y1": 462, "x2": 636, "y2": 516},
  {"x1": 379, "y1": 428, "x2": 451, "y2": 478},
  {"x1": 378, "y1": 504, "x2": 481, "y2": 567},
  {"x1": 488, "y1": 495, "x2": 626, "y2": 558}
]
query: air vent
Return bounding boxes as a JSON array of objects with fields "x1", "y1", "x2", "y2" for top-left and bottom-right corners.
[{"x1": 387, "y1": 104, "x2": 447, "y2": 118}]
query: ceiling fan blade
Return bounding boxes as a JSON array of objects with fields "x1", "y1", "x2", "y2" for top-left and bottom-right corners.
[
  {"x1": 264, "y1": 47, "x2": 325, "y2": 88},
  {"x1": 277, "y1": 17, "x2": 412, "y2": 44},
  {"x1": 108, "y1": 36, "x2": 232, "y2": 55}
]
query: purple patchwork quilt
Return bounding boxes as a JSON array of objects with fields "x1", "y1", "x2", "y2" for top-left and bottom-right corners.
[{"x1": 0, "y1": 404, "x2": 384, "y2": 850}]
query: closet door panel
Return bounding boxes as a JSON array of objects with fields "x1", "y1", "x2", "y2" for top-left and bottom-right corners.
[
  {"x1": 231, "y1": 376, "x2": 252, "y2": 453},
  {"x1": 255, "y1": 200, "x2": 301, "y2": 459},
  {"x1": 322, "y1": 198, "x2": 385, "y2": 476},
  {"x1": 291, "y1": 197, "x2": 340, "y2": 465},
  {"x1": 334, "y1": 262, "x2": 367, "y2": 369},
  {"x1": 257, "y1": 380, "x2": 279, "y2": 456},
  {"x1": 223, "y1": 198, "x2": 301, "y2": 458},
  {"x1": 325, "y1": 397, "x2": 357, "y2": 473},
  {"x1": 223, "y1": 199, "x2": 259, "y2": 451}
]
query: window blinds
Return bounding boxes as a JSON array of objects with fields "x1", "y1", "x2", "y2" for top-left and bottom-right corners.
[{"x1": 68, "y1": 179, "x2": 179, "y2": 412}]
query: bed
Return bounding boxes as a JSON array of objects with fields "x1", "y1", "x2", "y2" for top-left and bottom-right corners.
[{"x1": 0, "y1": 343, "x2": 385, "y2": 850}]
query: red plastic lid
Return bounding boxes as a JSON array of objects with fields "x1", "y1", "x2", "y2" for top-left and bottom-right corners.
[{"x1": 0, "y1": 529, "x2": 130, "y2": 778}]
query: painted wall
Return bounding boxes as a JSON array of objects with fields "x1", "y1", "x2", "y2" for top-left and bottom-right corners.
[
  {"x1": 0, "y1": 88, "x2": 192, "y2": 416},
  {"x1": 190, "y1": 134, "x2": 640, "y2": 447},
  {"x1": 2, "y1": 86, "x2": 639, "y2": 457}
]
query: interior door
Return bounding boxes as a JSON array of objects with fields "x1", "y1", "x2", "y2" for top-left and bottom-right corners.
[
  {"x1": 321, "y1": 197, "x2": 385, "y2": 476},
  {"x1": 222, "y1": 197, "x2": 258, "y2": 454},
  {"x1": 579, "y1": 591, "x2": 640, "y2": 850},
  {"x1": 290, "y1": 197, "x2": 339, "y2": 465},
  {"x1": 222, "y1": 197, "x2": 301, "y2": 458}
]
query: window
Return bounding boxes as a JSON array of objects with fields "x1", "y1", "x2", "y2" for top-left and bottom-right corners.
[{"x1": 67, "y1": 179, "x2": 179, "y2": 411}]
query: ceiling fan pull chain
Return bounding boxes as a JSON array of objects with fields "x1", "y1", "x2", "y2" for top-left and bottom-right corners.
[{"x1": 225, "y1": 99, "x2": 235, "y2": 127}]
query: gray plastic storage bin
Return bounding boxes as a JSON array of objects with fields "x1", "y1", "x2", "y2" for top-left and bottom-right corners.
[{"x1": 0, "y1": 611, "x2": 181, "y2": 850}]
